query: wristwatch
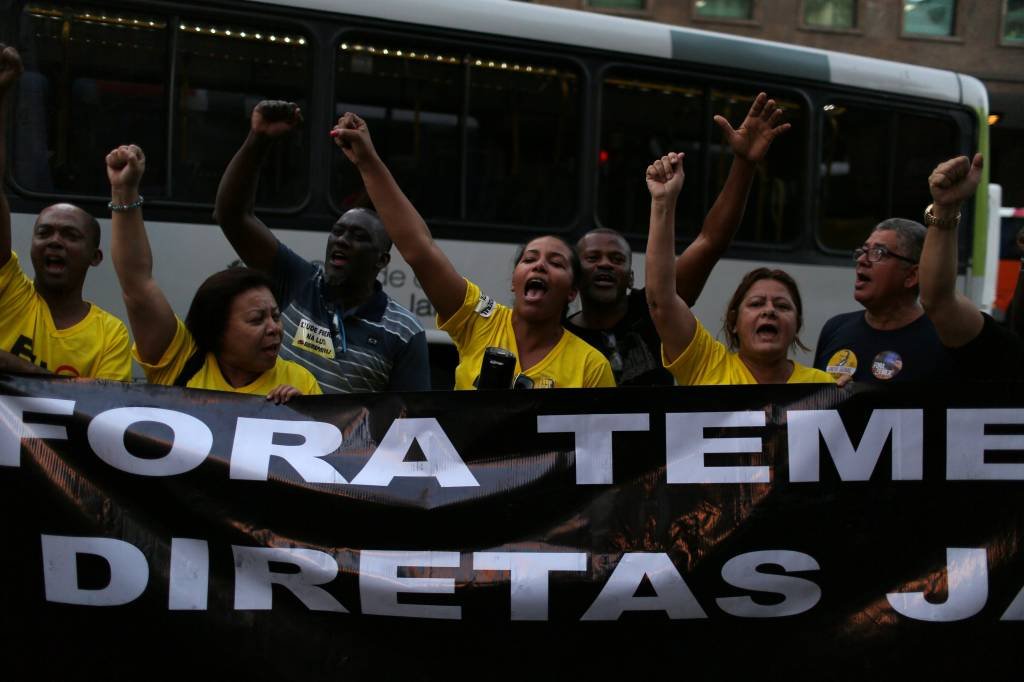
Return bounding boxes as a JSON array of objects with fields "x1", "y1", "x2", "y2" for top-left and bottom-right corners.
[{"x1": 923, "y1": 203, "x2": 960, "y2": 229}]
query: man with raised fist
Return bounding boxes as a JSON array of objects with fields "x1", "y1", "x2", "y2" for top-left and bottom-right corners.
[
  {"x1": 0, "y1": 44, "x2": 130, "y2": 380},
  {"x1": 214, "y1": 100, "x2": 429, "y2": 393}
]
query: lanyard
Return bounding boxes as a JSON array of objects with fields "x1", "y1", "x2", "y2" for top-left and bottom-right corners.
[{"x1": 332, "y1": 309, "x2": 347, "y2": 354}]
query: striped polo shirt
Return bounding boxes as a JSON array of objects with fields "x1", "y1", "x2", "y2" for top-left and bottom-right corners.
[{"x1": 270, "y1": 243, "x2": 430, "y2": 393}]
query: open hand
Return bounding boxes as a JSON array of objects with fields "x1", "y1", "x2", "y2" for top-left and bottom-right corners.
[
  {"x1": 266, "y1": 384, "x2": 302, "y2": 404},
  {"x1": 330, "y1": 112, "x2": 379, "y2": 167},
  {"x1": 105, "y1": 144, "x2": 146, "y2": 191},
  {"x1": 646, "y1": 153, "x2": 685, "y2": 203},
  {"x1": 251, "y1": 100, "x2": 303, "y2": 138},
  {"x1": 0, "y1": 45, "x2": 23, "y2": 99},
  {"x1": 714, "y1": 92, "x2": 790, "y2": 164},
  {"x1": 928, "y1": 153, "x2": 983, "y2": 210}
]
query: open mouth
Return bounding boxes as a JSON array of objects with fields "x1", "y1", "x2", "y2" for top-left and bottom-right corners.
[
  {"x1": 43, "y1": 255, "x2": 67, "y2": 273},
  {"x1": 329, "y1": 251, "x2": 349, "y2": 267},
  {"x1": 855, "y1": 271, "x2": 871, "y2": 288},
  {"x1": 755, "y1": 322, "x2": 779, "y2": 340},
  {"x1": 591, "y1": 272, "x2": 617, "y2": 288},
  {"x1": 523, "y1": 277, "x2": 549, "y2": 302},
  {"x1": 261, "y1": 343, "x2": 280, "y2": 358}
]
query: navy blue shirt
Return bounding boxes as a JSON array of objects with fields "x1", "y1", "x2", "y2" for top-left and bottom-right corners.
[
  {"x1": 814, "y1": 310, "x2": 952, "y2": 384},
  {"x1": 271, "y1": 243, "x2": 430, "y2": 393}
]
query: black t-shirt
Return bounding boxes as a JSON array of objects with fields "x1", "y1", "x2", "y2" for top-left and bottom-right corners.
[
  {"x1": 565, "y1": 288, "x2": 673, "y2": 387},
  {"x1": 813, "y1": 310, "x2": 953, "y2": 384},
  {"x1": 947, "y1": 313, "x2": 1024, "y2": 381}
]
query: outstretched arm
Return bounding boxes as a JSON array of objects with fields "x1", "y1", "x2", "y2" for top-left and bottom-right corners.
[
  {"x1": 675, "y1": 92, "x2": 790, "y2": 305},
  {"x1": 645, "y1": 153, "x2": 694, "y2": 363},
  {"x1": 107, "y1": 145, "x2": 177, "y2": 364},
  {"x1": 918, "y1": 153, "x2": 985, "y2": 348},
  {"x1": 213, "y1": 101, "x2": 302, "y2": 272},
  {"x1": 332, "y1": 113, "x2": 466, "y2": 322},
  {"x1": 0, "y1": 45, "x2": 24, "y2": 270}
]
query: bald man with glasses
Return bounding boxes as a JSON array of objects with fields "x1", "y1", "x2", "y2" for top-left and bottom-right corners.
[{"x1": 813, "y1": 218, "x2": 952, "y2": 383}]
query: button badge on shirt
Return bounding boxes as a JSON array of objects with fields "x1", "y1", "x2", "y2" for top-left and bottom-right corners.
[
  {"x1": 871, "y1": 350, "x2": 903, "y2": 381},
  {"x1": 826, "y1": 349, "x2": 858, "y2": 379}
]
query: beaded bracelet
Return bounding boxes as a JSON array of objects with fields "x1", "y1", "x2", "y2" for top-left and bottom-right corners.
[{"x1": 108, "y1": 195, "x2": 144, "y2": 212}]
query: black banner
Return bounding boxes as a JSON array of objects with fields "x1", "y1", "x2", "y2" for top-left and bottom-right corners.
[{"x1": 1, "y1": 375, "x2": 1023, "y2": 678}]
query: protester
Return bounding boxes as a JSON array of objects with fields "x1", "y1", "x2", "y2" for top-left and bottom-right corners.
[
  {"x1": 107, "y1": 144, "x2": 319, "y2": 401},
  {"x1": 214, "y1": 101, "x2": 429, "y2": 393},
  {"x1": 567, "y1": 92, "x2": 790, "y2": 386},
  {"x1": 331, "y1": 113, "x2": 614, "y2": 389},
  {"x1": 918, "y1": 153, "x2": 1024, "y2": 379},
  {"x1": 813, "y1": 218, "x2": 951, "y2": 383},
  {"x1": 0, "y1": 45, "x2": 130, "y2": 380},
  {"x1": 645, "y1": 152, "x2": 833, "y2": 385}
]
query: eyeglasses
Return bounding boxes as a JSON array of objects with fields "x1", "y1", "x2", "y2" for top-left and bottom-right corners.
[{"x1": 852, "y1": 245, "x2": 918, "y2": 265}]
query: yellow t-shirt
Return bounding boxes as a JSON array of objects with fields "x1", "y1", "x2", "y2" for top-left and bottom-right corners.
[
  {"x1": 438, "y1": 279, "x2": 616, "y2": 390},
  {"x1": 665, "y1": 320, "x2": 835, "y2": 386},
  {"x1": 133, "y1": 317, "x2": 322, "y2": 396},
  {"x1": 0, "y1": 252, "x2": 131, "y2": 380}
]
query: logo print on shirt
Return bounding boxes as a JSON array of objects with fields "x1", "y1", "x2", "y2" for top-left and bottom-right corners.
[
  {"x1": 826, "y1": 349, "x2": 858, "y2": 378},
  {"x1": 474, "y1": 294, "x2": 496, "y2": 318},
  {"x1": 292, "y1": 318, "x2": 336, "y2": 359},
  {"x1": 871, "y1": 350, "x2": 903, "y2": 381}
]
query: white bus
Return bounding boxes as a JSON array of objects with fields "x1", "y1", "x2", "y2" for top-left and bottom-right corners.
[{"x1": 3, "y1": 0, "x2": 990, "y2": 385}]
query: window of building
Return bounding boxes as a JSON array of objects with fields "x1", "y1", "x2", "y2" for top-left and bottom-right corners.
[
  {"x1": 588, "y1": 0, "x2": 646, "y2": 9},
  {"x1": 694, "y1": 0, "x2": 754, "y2": 21},
  {"x1": 803, "y1": 0, "x2": 856, "y2": 30},
  {"x1": 1005, "y1": 0, "x2": 1024, "y2": 43},
  {"x1": 332, "y1": 37, "x2": 581, "y2": 228},
  {"x1": 903, "y1": 0, "x2": 957, "y2": 37},
  {"x1": 819, "y1": 103, "x2": 959, "y2": 251},
  {"x1": 13, "y1": 3, "x2": 311, "y2": 208}
]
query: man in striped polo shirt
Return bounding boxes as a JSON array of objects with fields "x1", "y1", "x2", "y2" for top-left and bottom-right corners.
[{"x1": 214, "y1": 100, "x2": 429, "y2": 393}]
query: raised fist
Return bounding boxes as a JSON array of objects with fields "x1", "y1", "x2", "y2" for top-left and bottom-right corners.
[
  {"x1": 330, "y1": 112, "x2": 379, "y2": 167},
  {"x1": 251, "y1": 100, "x2": 302, "y2": 138},
  {"x1": 646, "y1": 152, "x2": 685, "y2": 203},
  {"x1": 928, "y1": 153, "x2": 983, "y2": 210},
  {"x1": 105, "y1": 144, "x2": 146, "y2": 191},
  {"x1": 0, "y1": 45, "x2": 23, "y2": 98}
]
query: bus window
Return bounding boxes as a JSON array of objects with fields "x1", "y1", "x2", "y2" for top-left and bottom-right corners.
[
  {"x1": 890, "y1": 112, "x2": 958, "y2": 222},
  {"x1": 598, "y1": 71, "x2": 704, "y2": 238},
  {"x1": 333, "y1": 38, "x2": 464, "y2": 221},
  {"x1": 819, "y1": 103, "x2": 890, "y2": 251},
  {"x1": 820, "y1": 103, "x2": 961, "y2": 252},
  {"x1": 13, "y1": 4, "x2": 168, "y2": 198},
  {"x1": 709, "y1": 87, "x2": 806, "y2": 246},
  {"x1": 173, "y1": 19, "x2": 310, "y2": 206},
  {"x1": 464, "y1": 59, "x2": 580, "y2": 227},
  {"x1": 332, "y1": 37, "x2": 580, "y2": 229}
]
